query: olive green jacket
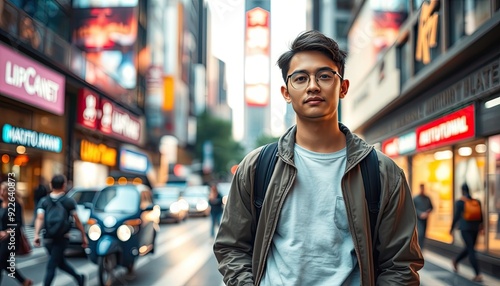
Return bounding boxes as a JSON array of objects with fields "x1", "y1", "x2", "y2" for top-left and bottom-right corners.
[{"x1": 213, "y1": 124, "x2": 423, "y2": 286}]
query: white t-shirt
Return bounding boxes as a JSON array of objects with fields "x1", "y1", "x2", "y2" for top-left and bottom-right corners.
[{"x1": 261, "y1": 144, "x2": 360, "y2": 286}]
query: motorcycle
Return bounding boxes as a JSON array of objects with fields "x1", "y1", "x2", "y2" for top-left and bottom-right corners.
[{"x1": 85, "y1": 184, "x2": 160, "y2": 286}]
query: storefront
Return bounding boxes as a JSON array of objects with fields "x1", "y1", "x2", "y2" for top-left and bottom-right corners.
[
  {"x1": 0, "y1": 42, "x2": 66, "y2": 210},
  {"x1": 374, "y1": 49, "x2": 500, "y2": 270},
  {"x1": 72, "y1": 88, "x2": 152, "y2": 188}
]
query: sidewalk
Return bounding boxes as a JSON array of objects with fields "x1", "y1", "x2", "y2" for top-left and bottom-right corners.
[{"x1": 421, "y1": 249, "x2": 500, "y2": 285}]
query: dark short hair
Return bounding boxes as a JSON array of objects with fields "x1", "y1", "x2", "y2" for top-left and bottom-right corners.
[
  {"x1": 276, "y1": 30, "x2": 348, "y2": 83},
  {"x1": 51, "y1": 174, "x2": 67, "y2": 189},
  {"x1": 461, "y1": 182, "x2": 470, "y2": 196}
]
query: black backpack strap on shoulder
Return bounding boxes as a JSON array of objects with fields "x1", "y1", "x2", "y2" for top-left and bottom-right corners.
[
  {"x1": 360, "y1": 148, "x2": 381, "y2": 279},
  {"x1": 360, "y1": 148, "x2": 381, "y2": 242},
  {"x1": 254, "y1": 142, "x2": 279, "y2": 222}
]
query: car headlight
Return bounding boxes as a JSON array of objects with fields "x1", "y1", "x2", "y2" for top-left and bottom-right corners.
[
  {"x1": 170, "y1": 202, "x2": 180, "y2": 214},
  {"x1": 88, "y1": 224, "x2": 101, "y2": 241},
  {"x1": 117, "y1": 225, "x2": 133, "y2": 242},
  {"x1": 179, "y1": 199, "x2": 189, "y2": 211},
  {"x1": 196, "y1": 200, "x2": 209, "y2": 211}
]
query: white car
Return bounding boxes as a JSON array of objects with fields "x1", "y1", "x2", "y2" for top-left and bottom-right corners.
[
  {"x1": 153, "y1": 185, "x2": 189, "y2": 223},
  {"x1": 183, "y1": 185, "x2": 210, "y2": 217}
]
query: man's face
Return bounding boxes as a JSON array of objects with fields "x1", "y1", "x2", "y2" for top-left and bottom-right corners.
[{"x1": 281, "y1": 51, "x2": 349, "y2": 123}]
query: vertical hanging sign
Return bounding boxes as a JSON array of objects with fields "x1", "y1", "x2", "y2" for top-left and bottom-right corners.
[{"x1": 244, "y1": 7, "x2": 270, "y2": 107}]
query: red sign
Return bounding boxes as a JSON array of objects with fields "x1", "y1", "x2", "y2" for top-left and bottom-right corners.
[
  {"x1": 98, "y1": 98, "x2": 141, "y2": 144},
  {"x1": 244, "y1": 7, "x2": 270, "y2": 107},
  {"x1": 76, "y1": 88, "x2": 99, "y2": 129},
  {"x1": 416, "y1": 105, "x2": 475, "y2": 151},
  {"x1": 382, "y1": 137, "x2": 399, "y2": 157}
]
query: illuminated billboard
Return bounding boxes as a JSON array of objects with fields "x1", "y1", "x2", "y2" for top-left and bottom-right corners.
[
  {"x1": 244, "y1": 7, "x2": 270, "y2": 107},
  {"x1": 72, "y1": 3, "x2": 138, "y2": 89}
]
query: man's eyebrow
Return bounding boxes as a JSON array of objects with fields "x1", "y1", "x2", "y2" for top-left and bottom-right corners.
[{"x1": 290, "y1": 67, "x2": 336, "y2": 74}]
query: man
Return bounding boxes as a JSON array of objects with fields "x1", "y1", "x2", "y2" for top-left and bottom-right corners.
[
  {"x1": 213, "y1": 30, "x2": 423, "y2": 285},
  {"x1": 33, "y1": 175, "x2": 87, "y2": 286},
  {"x1": 413, "y1": 183, "x2": 433, "y2": 249}
]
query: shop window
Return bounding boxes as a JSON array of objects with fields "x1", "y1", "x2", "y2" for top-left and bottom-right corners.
[
  {"x1": 412, "y1": 148, "x2": 453, "y2": 244},
  {"x1": 449, "y1": 0, "x2": 492, "y2": 47},
  {"x1": 488, "y1": 135, "x2": 500, "y2": 255},
  {"x1": 396, "y1": 39, "x2": 411, "y2": 88},
  {"x1": 335, "y1": 18, "x2": 348, "y2": 38},
  {"x1": 454, "y1": 140, "x2": 487, "y2": 252}
]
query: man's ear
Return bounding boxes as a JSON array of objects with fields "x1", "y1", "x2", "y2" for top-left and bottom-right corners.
[
  {"x1": 281, "y1": 85, "x2": 291, "y2": 103},
  {"x1": 340, "y1": 79, "x2": 349, "y2": 99}
]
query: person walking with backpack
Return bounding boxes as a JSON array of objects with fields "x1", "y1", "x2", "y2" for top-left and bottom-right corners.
[
  {"x1": 213, "y1": 30, "x2": 423, "y2": 286},
  {"x1": 450, "y1": 182, "x2": 484, "y2": 282},
  {"x1": 33, "y1": 175, "x2": 87, "y2": 286}
]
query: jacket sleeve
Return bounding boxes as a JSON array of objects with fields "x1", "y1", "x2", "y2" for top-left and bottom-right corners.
[
  {"x1": 213, "y1": 156, "x2": 256, "y2": 286},
  {"x1": 376, "y1": 169, "x2": 424, "y2": 285}
]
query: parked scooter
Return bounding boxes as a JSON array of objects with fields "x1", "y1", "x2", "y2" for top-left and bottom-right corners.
[{"x1": 85, "y1": 184, "x2": 160, "y2": 286}]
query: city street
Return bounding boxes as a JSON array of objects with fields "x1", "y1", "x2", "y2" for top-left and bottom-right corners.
[
  {"x1": 3, "y1": 218, "x2": 223, "y2": 286},
  {"x1": 1, "y1": 217, "x2": 499, "y2": 286}
]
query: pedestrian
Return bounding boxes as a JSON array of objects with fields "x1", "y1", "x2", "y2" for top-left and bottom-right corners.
[
  {"x1": 0, "y1": 182, "x2": 33, "y2": 286},
  {"x1": 33, "y1": 174, "x2": 87, "y2": 286},
  {"x1": 31, "y1": 177, "x2": 49, "y2": 226},
  {"x1": 413, "y1": 183, "x2": 433, "y2": 249},
  {"x1": 213, "y1": 30, "x2": 423, "y2": 285},
  {"x1": 450, "y1": 182, "x2": 484, "y2": 282},
  {"x1": 208, "y1": 183, "x2": 223, "y2": 237}
]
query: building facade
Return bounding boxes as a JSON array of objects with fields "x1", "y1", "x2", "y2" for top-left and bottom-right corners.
[
  {"x1": 344, "y1": 0, "x2": 500, "y2": 274},
  {"x1": 0, "y1": 0, "x2": 153, "y2": 215}
]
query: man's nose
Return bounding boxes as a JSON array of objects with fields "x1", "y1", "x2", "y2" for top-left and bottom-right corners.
[{"x1": 306, "y1": 75, "x2": 321, "y2": 91}]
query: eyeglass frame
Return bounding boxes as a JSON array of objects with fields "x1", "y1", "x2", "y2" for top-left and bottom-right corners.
[{"x1": 286, "y1": 68, "x2": 343, "y2": 90}]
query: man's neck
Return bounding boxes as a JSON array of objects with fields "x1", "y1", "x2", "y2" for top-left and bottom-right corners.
[
  {"x1": 51, "y1": 189, "x2": 65, "y2": 195},
  {"x1": 295, "y1": 120, "x2": 345, "y2": 153}
]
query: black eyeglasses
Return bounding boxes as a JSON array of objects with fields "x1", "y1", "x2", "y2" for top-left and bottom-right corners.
[{"x1": 286, "y1": 69, "x2": 343, "y2": 90}]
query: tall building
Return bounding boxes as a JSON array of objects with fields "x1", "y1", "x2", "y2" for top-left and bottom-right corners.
[{"x1": 344, "y1": 0, "x2": 500, "y2": 274}]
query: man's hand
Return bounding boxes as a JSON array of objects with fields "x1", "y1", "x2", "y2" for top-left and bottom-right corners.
[
  {"x1": 33, "y1": 235, "x2": 41, "y2": 247},
  {"x1": 82, "y1": 235, "x2": 88, "y2": 248}
]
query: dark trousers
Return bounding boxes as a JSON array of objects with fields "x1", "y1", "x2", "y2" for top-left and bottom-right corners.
[
  {"x1": 455, "y1": 230, "x2": 480, "y2": 276},
  {"x1": 0, "y1": 240, "x2": 27, "y2": 284},
  {"x1": 416, "y1": 219, "x2": 428, "y2": 249},
  {"x1": 44, "y1": 238, "x2": 80, "y2": 286}
]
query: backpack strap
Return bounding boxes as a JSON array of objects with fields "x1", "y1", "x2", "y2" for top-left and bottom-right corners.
[
  {"x1": 360, "y1": 148, "x2": 381, "y2": 278},
  {"x1": 360, "y1": 148, "x2": 381, "y2": 241},
  {"x1": 254, "y1": 142, "x2": 279, "y2": 222}
]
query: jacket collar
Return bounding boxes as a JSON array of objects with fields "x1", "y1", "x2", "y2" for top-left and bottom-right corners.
[{"x1": 278, "y1": 123, "x2": 374, "y2": 169}]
